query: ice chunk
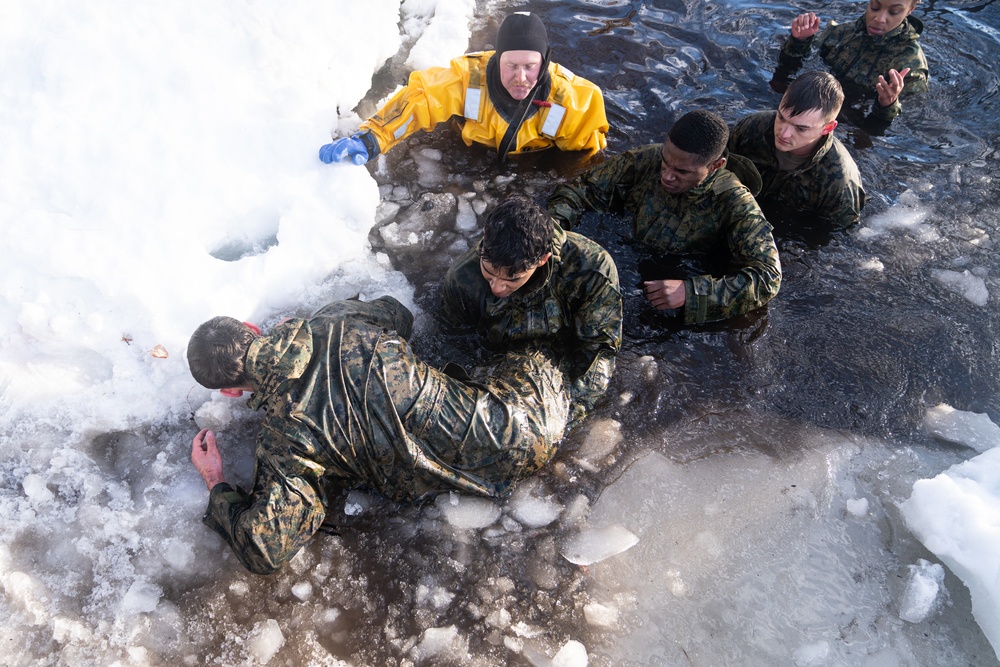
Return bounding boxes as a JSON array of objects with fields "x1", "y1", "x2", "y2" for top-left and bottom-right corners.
[
  {"x1": 793, "y1": 640, "x2": 830, "y2": 665},
  {"x1": 455, "y1": 197, "x2": 478, "y2": 232},
  {"x1": 344, "y1": 489, "x2": 375, "y2": 516},
  {"x1": 846, "y1": 497, "x2": 869, "y2": 518},
  {"x1": 416, "y1": 583, "x2": 455, "y2": 610},
  {"x1": 291, "y1": 581, "x2": 313, "y2": 601},
  {"x1": 121, "y1": 580, "x2": 162, "y2": 614},
  {"x1": 858, "y1": 203, "x2": 938, "y2": 242},
  {"x1": 552, "y1": 639, "x2": 588, "y2": 666},
  {"x1": 931, "y1": 269, "x2": 989, "y2": 307},
  {"x1": 21, "y1": 474, "x2": 54, "y2": 504},
  {"x1": 194, "y1": 399, "x2": 234, "y2": 431},
  {"x1": 899, "y1": 559, "x2": 946, "y2": 623},
  {"x1": 435, "y1": 493, "x2": 501, "y2": 529},
  {"x1": 583, "y1": 602, "x2": 618, "y2": 627},
  {"x1": 924, "y1": 403, "x2": 1000, "y2": 452},
  {"x1": 414, "y1": 625, "x2": 467, "y2": 661},
  {"x1": 248, "y1": 619, "x2": 284, "y2": 664},
  {"x1": 509, "y1": 482, "x2": 563, "y2": 527},
  {"x1": 561, "y1": 525, "x2": 639, "y2": 565},
  {"x1": 901, "y1": 446, "x2": 1000, "y2": 652},
  {"x1": 575, "y1": 418, "x2": 623, "y2": 464}
]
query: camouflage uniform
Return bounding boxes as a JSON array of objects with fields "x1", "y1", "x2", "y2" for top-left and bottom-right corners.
[
  {"x1": 202, "y1": 297, "x2": 569, "y2": 574},
  {"x1": 439, "y1": 223, "x2": 622, "y2": 423},
  {"x1": 728, "y1": 110, "x2": 866, "y2": 230},
  {"x1": 781, "y1": 16, "x2": 929, "y2": 122},
  {"x1": 547, "y1": 144, "x2": 782, "y2": 325}
]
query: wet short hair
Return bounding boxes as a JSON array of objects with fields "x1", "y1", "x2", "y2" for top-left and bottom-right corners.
[
  {"x1": 480, "y1": 194, "x2": 553, "y2": 275},
  {"x1": 667, "y1": 110, "x2": 729, "y2": 164},
  {"x1": 780, "y1": 71, "x2": 844, "y2": 121},
  {"x1": 187, "y1": 316, "x2": 257, "y2": 389}
]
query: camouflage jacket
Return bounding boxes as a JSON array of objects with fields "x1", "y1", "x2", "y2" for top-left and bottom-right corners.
[
  {"x1": 203, "y1": 297, "x2": 569, "y2": 574},
  {"x1": 547, "y1": 144, "x2": 781, "y2": 324},
  {"x1": 728, "y1": 110, "x2": 866, "y2": 230},
  {"x1": 439, "y1": 224, "x2": 622, "y2": 422},
  {"x1": 781, "y1": 15, "x2": 929, "y2": 121}
]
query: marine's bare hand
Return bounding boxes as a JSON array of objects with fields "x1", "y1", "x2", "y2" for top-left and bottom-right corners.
[
  {"x1": 643, "y1": 280, "x2": 686, "y2": 310},
  {"x1": 192, "y1": 428, "x2": 226, "y2": 490}
]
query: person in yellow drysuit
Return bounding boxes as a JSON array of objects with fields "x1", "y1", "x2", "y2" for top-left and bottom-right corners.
[{"x1": 318, "y1": 12, "x2": 609, "y2": 165}]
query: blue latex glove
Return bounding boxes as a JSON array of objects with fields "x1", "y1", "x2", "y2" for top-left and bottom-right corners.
[{"x1": 318, "y1": 136, "x2": 369, "y2": 165}]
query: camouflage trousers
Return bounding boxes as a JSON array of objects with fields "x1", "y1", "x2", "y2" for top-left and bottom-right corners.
[{"x1": 359, "y1": 330, "x2": 570, "y2": 500}]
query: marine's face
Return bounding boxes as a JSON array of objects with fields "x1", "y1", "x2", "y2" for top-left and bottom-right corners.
[
  {"x1": 480, "y1": 256, "x2": 547, "y2": 298},
  {"x1": 659, "y1": 139, "x2": 722, "y2": 194},
  {"x1": 865, "y1": 0, "x2": 916, "y2": 36},
  {"x1": 773, "y1": 104, "x2": 838, "y2": 156},
  {"x1": 499, "y1": 50, "x2": 543, "y2": 100}
]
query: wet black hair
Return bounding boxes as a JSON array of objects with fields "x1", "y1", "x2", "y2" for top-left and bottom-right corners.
[
  {"x1": 480, "y1": 194, "x2": 553, "y2": 275},
  {"x1": 667, "y1": 110, "x2": 729, "y2": 164},
  {"x1": 781, "y1": 71, "x2": 844, "y2": 121},
  {"x1": 187, "y1": 316, "x2": 257, "y2": 389}
]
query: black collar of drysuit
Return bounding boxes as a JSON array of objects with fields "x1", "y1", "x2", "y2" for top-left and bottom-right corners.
[{"x1": 486, "y1": 50, "x2": 552, "y2": 123}]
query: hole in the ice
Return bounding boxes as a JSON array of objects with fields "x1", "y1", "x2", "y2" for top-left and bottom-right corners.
[
  {"x1": 209, "y1": 212, "x2": 280, "y2": 261},
  {"x1": 209, "y1": 233, "x2": 279, "y2": 261}
]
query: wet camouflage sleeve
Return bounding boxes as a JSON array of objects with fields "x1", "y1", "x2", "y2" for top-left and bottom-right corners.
[
  {"x1": 729, "y1": 111, "x2": 865, "y2": 230},
  {"x1": 548, "y1": 147, "x2": 781, "y2": 324},
  {"x1": 547, "y1": 151, "x2": 639, "y2": 230},
  {"x1": 683, "y1": 187, "x2": 782, "y2": 324},
  {"x1": 202, "y1": 439, "x2": 328, "y2": 575},
  {"x1": 781, "y1": 16, "x2": 929, "y2": 122}
]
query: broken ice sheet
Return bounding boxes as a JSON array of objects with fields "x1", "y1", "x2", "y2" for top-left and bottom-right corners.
[
  {"x1": 561, "y1": 524, "x2": 639, "y2": 565},
  {"x1": 924, "y1": 403, "x2": 1000, "y2": 453}
]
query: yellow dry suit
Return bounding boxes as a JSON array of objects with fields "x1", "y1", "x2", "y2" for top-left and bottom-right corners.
[{"x1": 360, "y1": 51, "x2": 609, "y2": 156}]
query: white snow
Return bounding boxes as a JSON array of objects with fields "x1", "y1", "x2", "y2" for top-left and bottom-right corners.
[{"x1": 902, "y1": 442, "x2": 1000, "y2": 654}]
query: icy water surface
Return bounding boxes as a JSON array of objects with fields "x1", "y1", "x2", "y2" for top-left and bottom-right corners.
[
  {"x1": 353, "y1": 0, "x2": 1000, "y2": 664},
  {"x1": 6, "y1": 0, "x2": 1000, "y2": 665}
]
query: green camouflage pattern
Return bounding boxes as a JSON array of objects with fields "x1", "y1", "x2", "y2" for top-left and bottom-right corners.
[
  {"x1": 782, "y1": 15, "x2": 929, "y2": 121},
  {"x1": 547, "y1": 144, "x2": 782, "y2": 325},
  {"x1": 439, "y1": 224, "x2": 622, "y2": 423},
  {"x1": 729, "y1": 110, "x2": 866, "y2": 230},
  {"x1": 202, "y1": 296, "x2": 569, "y2": 574}
]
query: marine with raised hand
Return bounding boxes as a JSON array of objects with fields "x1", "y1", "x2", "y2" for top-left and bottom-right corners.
[{"x1": 778, "y1": 0, "x2": 929, "y2": 124}]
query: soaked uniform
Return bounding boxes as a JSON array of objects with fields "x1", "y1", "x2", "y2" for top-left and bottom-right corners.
[
  {"x1": 781, "y1": 16, "x2": 929, "y2": 122},
  {"x1": 728, "y1": 110, "x2": 866, "y2": 230},
  {"x1": 547, "y1": 144, "x2": 781, "y2": 325},
  {"x1": 361, "y1": 51, "x2": 608, "y2": 155},
  {"x1": 202, "y1": 297, "x2": 569, "y2": 574},
  {"x1": 439, "y1": 224, "x2": 622, "y2": 423}
]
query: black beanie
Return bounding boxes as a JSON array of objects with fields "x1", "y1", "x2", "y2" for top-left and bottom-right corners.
[{"x1": 495, "y1": 12, "x2": 548, "y2": 56}]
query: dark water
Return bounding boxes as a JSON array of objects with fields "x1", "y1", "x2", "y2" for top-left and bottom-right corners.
[
  {"x1": 372, "y1": 0, "x2": 1000, "y2": 444},
  {"x1": 181, "y1": 1, "x2": 1000, "y2": 665}
]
